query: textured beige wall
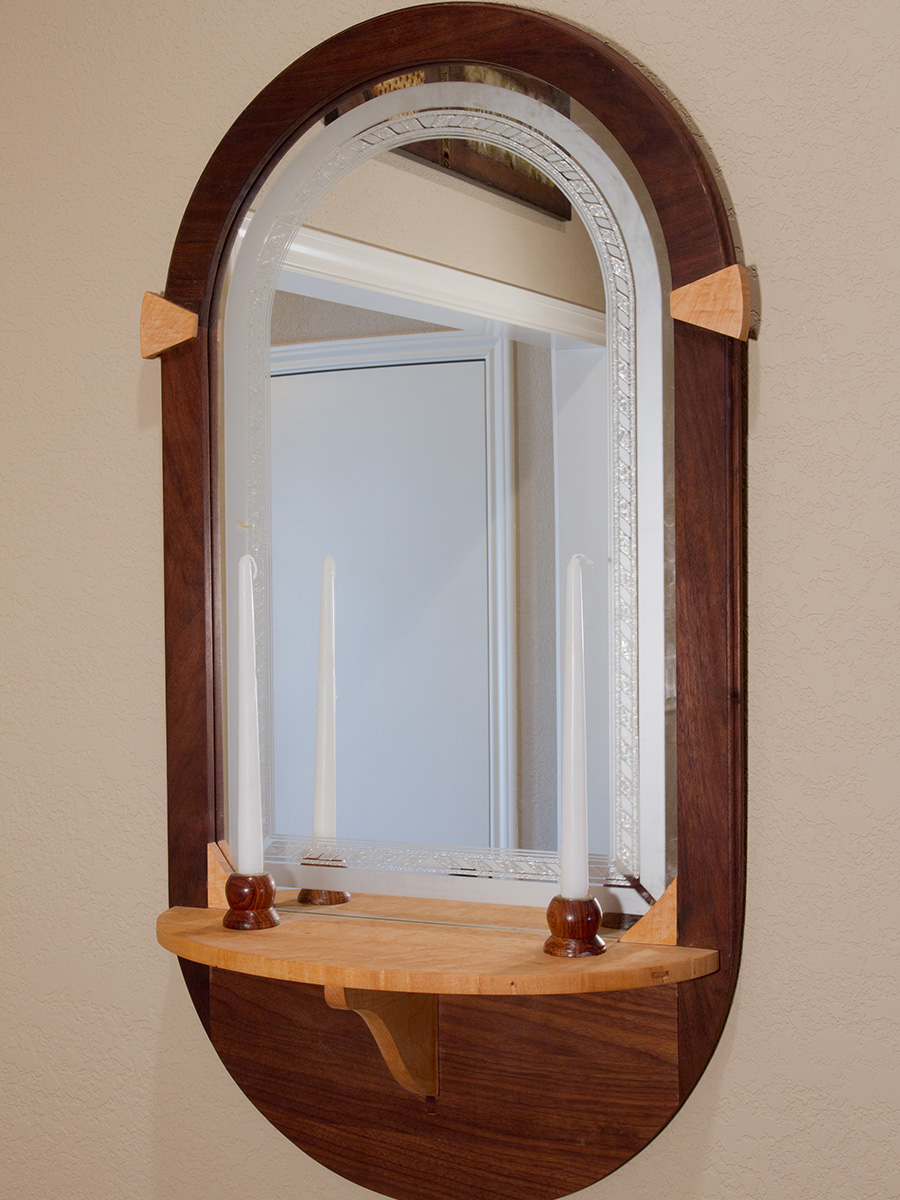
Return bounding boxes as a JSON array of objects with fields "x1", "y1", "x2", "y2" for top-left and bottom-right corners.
[{"x1": 2, "y1": 2, "x2": 897, "y2": 1198}]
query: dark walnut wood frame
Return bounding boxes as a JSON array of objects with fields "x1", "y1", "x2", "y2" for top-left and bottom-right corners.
[{"x1": 157, "y1": 6, "x2": 746, "y2": 1198}]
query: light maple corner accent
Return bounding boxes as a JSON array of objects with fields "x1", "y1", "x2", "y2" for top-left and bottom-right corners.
[
  {"x1": 619, "y1": 877, "x2": 677, "y2": 945},
  {"x1": 670, "y1": 264, "x2": 750, "y2": 340},
  {"x1": 207, "y1": 841, "x2": 234, "y2": 908},
  {"x1": 140, "y1": 291, "x2": 199, "y2": 358}
]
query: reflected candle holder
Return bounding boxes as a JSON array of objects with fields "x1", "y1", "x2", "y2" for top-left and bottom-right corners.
[
  {"x1": 298, "y1": 857, "x2": 351, "y2": 906},
  {"x1": 543, "y1": 895, "x2": 606, "y2": 957},
  {"x1": 298, "y1": 887, "x2": 351, "y2": 905},
  {"x1": 223, "y1": 872, "x2": 280, "y2": 930}
]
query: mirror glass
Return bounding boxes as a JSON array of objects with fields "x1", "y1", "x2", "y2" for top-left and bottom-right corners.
[{"x1": 220, "y1": 75, "x2": 674, "y2": 906}]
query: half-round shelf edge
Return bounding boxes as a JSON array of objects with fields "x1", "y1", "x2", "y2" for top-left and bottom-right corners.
[{"x1": 157, "y1": 902, "x2": 718, "y2": 996}]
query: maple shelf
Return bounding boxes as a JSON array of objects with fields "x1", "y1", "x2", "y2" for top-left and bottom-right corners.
[{"x1": 157, "y1": 892, "x2": 718, "y2": 997}]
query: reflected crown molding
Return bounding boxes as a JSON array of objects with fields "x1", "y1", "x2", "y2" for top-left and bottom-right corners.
[{"x1": 274, "y1": 225, "x2": 607, "y2": 348}]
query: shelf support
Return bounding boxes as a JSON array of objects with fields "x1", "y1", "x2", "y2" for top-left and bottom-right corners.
[
  {"x1": 619, "y1": 878, "x2": 678, "y2": 945},
  {"x1": 324, "y1": 986, "x2": 439, "y2": 1098}
]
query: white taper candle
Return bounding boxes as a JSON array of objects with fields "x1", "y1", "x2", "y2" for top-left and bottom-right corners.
[
  {"x1": 313, "y1": 555, "x2": 337, "y2": 841},
  {"x1": 236, "y1": 554, "x2": 264, "y2": 874},
  {"x1": 560, "y1": 553, "x2": 590, "y2": 898}
]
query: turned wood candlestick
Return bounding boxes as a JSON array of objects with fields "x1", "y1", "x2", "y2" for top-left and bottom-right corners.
[
  {"x1": 223, "y1": 872, "x2": 280, "y2": 930},
  {"x1": 543, "y1": 895, "x2": 606, "y2": 957}
]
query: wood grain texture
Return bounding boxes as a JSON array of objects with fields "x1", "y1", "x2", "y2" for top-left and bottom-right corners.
[
  {"x1": 140, "y1": 291, "x2": 198, "y2": 358},
  {"x1": 161, "y1": 332, "x2": 216, "y2": 910},
  {"x1": 178, "y1": 958, "x2": 211, "y2": 1036},
  {"x1": 222, "y1": 873, "x2": 279, "y2": 930},
  {"x1": 620, "y1": 878, "x2": 678, "y2": 945},
  {"x1": 210, "y1": 970, "x2": 680, "y2": 1200},
  {"x1": 670, "y1": 265, "x2": 751, "y2": 340},
  {"x1": 674, "y1": 324, "x2": 746, "y2": 1095},
  {"x1": 325, "y1": 986, "x2": 439, "y2": 1097},
  {"x1": 543, "y1": 895, "x2": 606, "y2": 957},
  {"x1": 157, "y1": 4, "x2": 746, "y2": 1190},
  {"x1": 157, "y1": 904, "x2": 717, "y2": 993},
  {"x1": 297, "y1": 887, "x2": 351, "y2": 906},
  {"x1": 207, "y1": 841, "x2": 233, "y2": 908},
  {"x1": 162, "y1": 3, "x2": 735, "y2": 318}
]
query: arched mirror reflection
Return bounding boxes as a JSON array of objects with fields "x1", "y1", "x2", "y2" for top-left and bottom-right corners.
[{"x1": 219, "y1": 73, "x2": 674, "y2": 914}]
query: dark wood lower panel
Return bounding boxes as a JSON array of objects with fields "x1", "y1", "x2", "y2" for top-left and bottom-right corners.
[{"x1": 209, "y1": 969, "x2": 680, "y2": 1200}]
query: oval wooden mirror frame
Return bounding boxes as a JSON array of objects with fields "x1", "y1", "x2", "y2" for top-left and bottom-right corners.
[{"x1": 155, "y1": 5, "x2": 746, "y2": 1197}]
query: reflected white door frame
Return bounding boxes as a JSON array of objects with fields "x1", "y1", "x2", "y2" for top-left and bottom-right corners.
[{"x1": 275, "y1": 225, "x2": 606, "y2": 349}]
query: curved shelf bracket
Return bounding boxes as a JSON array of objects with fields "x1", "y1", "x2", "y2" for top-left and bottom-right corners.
[{"x1": 324, "y1": 986, "x2": 439, "y2": 1098}]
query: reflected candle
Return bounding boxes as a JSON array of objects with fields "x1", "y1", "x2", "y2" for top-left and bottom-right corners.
[
  {"x1": 560, "y1": 554, "x2": 589, "y2": 899},
  {"x1": 236, "y1": 554, "x2": 264, "y2": 875},
  {"x1": 313, "y1": 555, "x2": 337, "y2": 841}
]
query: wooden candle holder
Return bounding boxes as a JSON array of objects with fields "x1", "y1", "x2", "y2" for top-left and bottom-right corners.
[
  {"x1": 223, "y1": 872, "x2": 280, "y2": 930},
  {"x1": 543, "y1": 895, "x2": 606, "y2": 957}
]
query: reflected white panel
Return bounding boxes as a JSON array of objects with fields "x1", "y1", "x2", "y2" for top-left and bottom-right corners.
[
  {"x1": 553, "y1": 346, "x2": 611, "y2": 858},
  {"x1": 269, "y1": 359, "x2": 491, "y2": 847}
]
